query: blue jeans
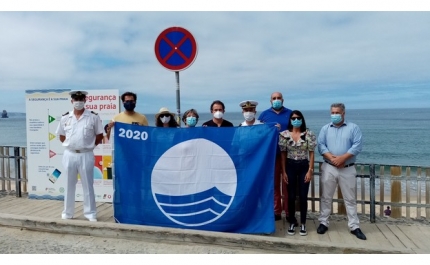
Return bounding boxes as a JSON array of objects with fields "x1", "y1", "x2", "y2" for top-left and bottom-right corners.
[{"x1": 286, "y1": 158, "x2": 310, "y2": 225}]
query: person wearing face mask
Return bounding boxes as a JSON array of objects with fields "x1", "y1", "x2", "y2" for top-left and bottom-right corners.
[
  {"x1": 107, "y1": 92, "x2": 148, "y2": 140},
  {"x1": 278, "y1": 110, "x2": 316, "y2": 236},
  {"x1": 238, "y1": 100, "x2": 263, "y2": 126},
  {"x1": 317, "y1": 103, "x2": 366, "y2": 240},
  {"x1": 202, "y1": 100, "x2": 233, "y2": 127},
  {"x1": 258, "y1": 92, "x2": 292, "y2": 222},
  {"x1": 55, "y1": 90, "x2": 104, "y2": 222},
  {"x1": 155, "y1": 107, "x2": 179, "y2": 128},
  {"x1": 182, "y1": 108, "x2": 199, "y2": 127}
]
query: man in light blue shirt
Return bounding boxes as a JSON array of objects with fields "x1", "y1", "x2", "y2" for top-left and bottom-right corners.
[{"x1": 316, "y1": 103, "x2": 366, "y2": 240}]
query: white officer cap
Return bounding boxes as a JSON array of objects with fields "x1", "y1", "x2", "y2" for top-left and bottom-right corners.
[
  {"x1": 239, "y1": 100, "x2": 258, "y2": 109},
  {"x1": 69, "y1": 90, "x2": 88, "y2": 98}
]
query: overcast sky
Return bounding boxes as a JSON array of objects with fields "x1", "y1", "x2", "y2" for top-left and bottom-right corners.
[{"x1": 1, "y1": 3, "x2": 430, "y2": 114}]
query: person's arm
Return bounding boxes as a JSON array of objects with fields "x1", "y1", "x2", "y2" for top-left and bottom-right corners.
[
  {"x1": 141, "y1": 114, "x2": 149, "y2": 126},
  {"x1": 306, "y1": 130, "x2": 316, "y2": 182},
  {"x1": 317, "y1": 125, "x2": 335, "y2": 161},
  {"x1": 55, "y1": 118, "x2": 66, "y2": 143},
  {"x1": 278, "y1": 132, "x2": 288, "y2": 184},
  {"x1": 106, "y1": 120, "x2": 114, "y2": 140},
  {"x1": 94, "y1": 115, "x2": 104, "y2": 146},
  {"x1": 305, "y1": 151, "x2": 314, "y2": 183},
  {"x1": 280, "y1": 151, "x2": 288, "y2": 184}
]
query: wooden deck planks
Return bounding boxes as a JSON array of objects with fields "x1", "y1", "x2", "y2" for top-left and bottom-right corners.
[{"x1": 1, "y1": 195, "x2": 430, "y2": 253}]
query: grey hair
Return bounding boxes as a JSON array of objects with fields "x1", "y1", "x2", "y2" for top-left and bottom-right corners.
[
  {"x1": 182, "y1": 108, "x2": 199, "y2": 123},
  {"x1": 331, "y1": 103, "x2": 345, "y2": 112}
]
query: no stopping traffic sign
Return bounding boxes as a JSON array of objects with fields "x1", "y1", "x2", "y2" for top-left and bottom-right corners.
[{"x1": 154, "y1": 27, "x2": 198, "y2": 71}]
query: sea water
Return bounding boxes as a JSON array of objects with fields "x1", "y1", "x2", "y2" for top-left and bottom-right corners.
[{"x1": 1, "y1": 108, "x2": 429, "y2": 167}]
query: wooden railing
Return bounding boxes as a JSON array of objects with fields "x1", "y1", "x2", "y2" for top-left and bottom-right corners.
[
  {"x1": 1, "y1": 145, "x2": 430, "y2": 222},
  {"x1": 305, "y1": 162, "x2": 430, "y2": 222}
]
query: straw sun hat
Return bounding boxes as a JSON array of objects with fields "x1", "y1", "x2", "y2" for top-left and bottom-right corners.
[{"x1": 155, "y1": 107, "x2": 176, "y2": 121}]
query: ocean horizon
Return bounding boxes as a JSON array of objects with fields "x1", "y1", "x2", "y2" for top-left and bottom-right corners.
[
  {"x1": 3, "y1": 106, "x2": 430, "y2": 115},
  {"x1": 1, "y1": 107, "x2": 429, "y2": 167}
]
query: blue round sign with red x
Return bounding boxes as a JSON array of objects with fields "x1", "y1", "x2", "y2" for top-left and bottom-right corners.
[{"x1": 154, "y1": 27, "x2": 198, "y2": 71}]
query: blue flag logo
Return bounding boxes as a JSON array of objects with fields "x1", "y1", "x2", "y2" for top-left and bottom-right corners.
[{"x1": 152, "y1": 139, "x2": 237, "y2": 226}]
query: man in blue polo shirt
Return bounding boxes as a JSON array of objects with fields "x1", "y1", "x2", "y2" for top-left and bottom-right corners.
[
  {"x1": 316, "y1": 103, "x2": 366, "y2": 240},
  {"x1": 258, "y1": 92, "x2": 292, "y2": 222}
]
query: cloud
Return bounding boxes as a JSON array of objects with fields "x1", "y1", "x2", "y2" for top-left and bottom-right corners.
[{"x1": 1, "y1": 11, "x2": 430, "y2": 113}]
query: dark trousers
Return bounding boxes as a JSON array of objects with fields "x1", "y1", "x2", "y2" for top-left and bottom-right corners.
[{"x1": 286, "y1": 158, "x2": 310, "y2": 225}]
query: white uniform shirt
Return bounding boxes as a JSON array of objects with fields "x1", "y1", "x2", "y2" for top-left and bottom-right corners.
[
  {"x1": 56, "y1": 109, "x2": 103, "y2": 151},
  {"x1": 239, "y1": 120, "x2": 264, "y2": 126}
]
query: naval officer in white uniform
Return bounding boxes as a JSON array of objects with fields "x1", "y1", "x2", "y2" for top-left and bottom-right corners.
[
  {"x1": 238, "y1": 100, "x2": 263, "y2": 126},
  {"x1": 55, "y1": 90, "x2": 103, "y2": 222}
]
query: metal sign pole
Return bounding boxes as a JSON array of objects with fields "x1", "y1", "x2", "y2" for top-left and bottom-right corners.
[
  {"x1": 175, "y1": 71, "x2": 181, "y2": 127},
  {"x1": 154, "y1": 27, "x2": 197, "y2": 128}
]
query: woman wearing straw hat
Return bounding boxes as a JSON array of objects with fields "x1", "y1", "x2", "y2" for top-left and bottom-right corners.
[{"x1": 155, "y1": 107, "x2": 179, "y2": 128}]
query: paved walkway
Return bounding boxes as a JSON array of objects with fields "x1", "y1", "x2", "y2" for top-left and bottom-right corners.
[{"x1": 1, "y1": 193, "x2": 429, "y2": 254}]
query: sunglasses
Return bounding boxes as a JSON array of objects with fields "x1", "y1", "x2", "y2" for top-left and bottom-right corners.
[
  {"x1": 291, "y1": 117, "x2": 302, "y2": 121},
  {"x1": 160, "y1": 114, "x2": 170, "y2": 118}
]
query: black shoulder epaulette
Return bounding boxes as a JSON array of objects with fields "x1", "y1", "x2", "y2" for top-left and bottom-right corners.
[
  {"x1": 91, "y1": 111, "x2": 98, "y2": 115},
  {"x1": 62, "y1": 112, "x2": 69, "y2": 116}
]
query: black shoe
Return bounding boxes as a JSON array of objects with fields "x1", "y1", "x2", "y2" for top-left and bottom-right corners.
[
  {"x1": 275, "y1": 214, "x2": 282, "y2": 221},
  {"x1": 351, "y1": 228, "x2": 367, "y2": 240},
  {"x1": 317, "y1": 224, "x2": 328, "y2": 234},
  {"x1": 299, "y1": 224, "x2": 307, "y2": 236},
  {"x1": 287, "y1": 223, "x2": 298, "y2": 235}
]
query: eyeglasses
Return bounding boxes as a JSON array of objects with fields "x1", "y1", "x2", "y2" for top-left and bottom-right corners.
[
  {"x1": 160, "y1": 114, "x2": 170, "y2": 118},
  {"x1": 291, "y1": 117, "x2": 302, "y2": 121}
]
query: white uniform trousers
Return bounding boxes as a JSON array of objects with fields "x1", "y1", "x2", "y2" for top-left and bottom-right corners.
[
  {"x1": 62, "y1": 149, "x2": 97, "y2": 219},
  {"x1": 318, "y1": 162, "x2": 359, "y2": 231}
]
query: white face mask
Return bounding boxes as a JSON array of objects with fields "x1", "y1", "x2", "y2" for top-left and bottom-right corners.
[
  {"x1": 213, "y1": 111, "x2": 223, "y2": 119},
  {"x1": 243, "y1": 112, "x2": 255, "y2": 121},
  {"x1": 160, "y1": 116, "x2": 171, "y2": 124},
  {"x1": 73, "y1": 101, "x2": 85, "y2": 110}
]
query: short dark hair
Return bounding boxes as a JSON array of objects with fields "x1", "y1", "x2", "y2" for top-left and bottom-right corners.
[
  {"x1": 121, "y1": 92, "x2": 137, "y2": 102},
  {"x1": 287, "y1": 110, "x2": 307, "y2": 132},
  {"x1": 210, "y1": 100, "x2": 225, "y2": 112}
]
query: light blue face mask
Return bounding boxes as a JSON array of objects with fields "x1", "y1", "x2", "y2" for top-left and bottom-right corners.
[
  {"x1": 186, "y1": 116, "x2": 197, "y2": 127},
  {"x1": 272, "y1": 99, "x2": 282, "y2": 110},
  {"x1": 291, "y1": 118, "x2": 302, "y2": 128},
  {"x1": 331, "y1": 114, "x2": 342, "y2": 124}
]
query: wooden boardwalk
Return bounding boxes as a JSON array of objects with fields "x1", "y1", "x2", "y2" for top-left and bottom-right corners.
[{"x1": 1, "y1": 194, "x2": 430, "y2": 253}]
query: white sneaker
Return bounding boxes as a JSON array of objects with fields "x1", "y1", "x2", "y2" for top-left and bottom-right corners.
[
  {"x1": 61, "y1": 214, "x2": 73, "y2": 220},
  {"x1": 88, "y1": 218, "x2": 97, "y2": 222}
]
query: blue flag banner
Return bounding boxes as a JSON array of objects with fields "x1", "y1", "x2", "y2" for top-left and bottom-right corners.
[{"x1": 113, "y1": 122, "x2": 278, "y2": 234}]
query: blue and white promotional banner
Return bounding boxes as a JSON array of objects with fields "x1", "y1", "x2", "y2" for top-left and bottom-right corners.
[{"x1": 113, "y1": 123, "x2": 278, "y2": 234}]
